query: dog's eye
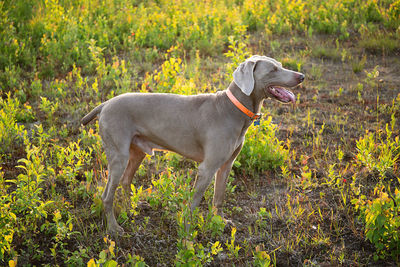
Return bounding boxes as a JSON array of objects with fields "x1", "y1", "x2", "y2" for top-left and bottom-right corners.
[{"x1": 273, "y1": 66, "x2": 278, "y2": 72}]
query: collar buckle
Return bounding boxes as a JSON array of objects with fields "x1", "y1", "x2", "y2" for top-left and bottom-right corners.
[{"x1": 251, "y1": 113, "x2": 262, "y2": 121}]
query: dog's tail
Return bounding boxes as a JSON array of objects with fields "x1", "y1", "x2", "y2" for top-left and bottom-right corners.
[{"x1": 81, "y1": 102, "x2": 106, "y2": 125}]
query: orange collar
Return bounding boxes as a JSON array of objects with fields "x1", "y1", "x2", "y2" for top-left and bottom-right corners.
[{"x1": 226, "y1": 88, "x2": 261, "y2": 121}]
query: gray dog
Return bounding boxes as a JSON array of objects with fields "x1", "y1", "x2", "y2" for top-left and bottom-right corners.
[{"x1": 81, "y1": 55, "x2": 304, "y2": 235}]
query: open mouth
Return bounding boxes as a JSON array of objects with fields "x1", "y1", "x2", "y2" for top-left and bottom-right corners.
[{"x1": 267, "y1": 86, "x2": 296, "y2": 104}]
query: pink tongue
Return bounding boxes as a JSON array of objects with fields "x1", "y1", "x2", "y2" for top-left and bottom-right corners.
[{"x1": 273, "y1": 87, "x2": 296, "y2": 103}]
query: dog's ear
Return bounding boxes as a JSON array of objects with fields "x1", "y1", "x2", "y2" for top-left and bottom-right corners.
[{"x1": 233, "y1": 59, "x2": 257, "y2": 96}]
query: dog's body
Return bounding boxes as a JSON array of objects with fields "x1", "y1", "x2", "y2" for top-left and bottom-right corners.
[{"x1": 82, "y1": 56, "x2": 304, "y2": 234}]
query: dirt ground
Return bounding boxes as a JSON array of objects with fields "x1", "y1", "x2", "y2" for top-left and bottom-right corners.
[
  {"x1": 2, "y1": 33, "x2": 399, "y2": 266},
  {"x1": 106, "y1": 37, "x2": 400, "y2": 265}
]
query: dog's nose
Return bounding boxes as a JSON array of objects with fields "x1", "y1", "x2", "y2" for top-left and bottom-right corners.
[{"x1": 298, "y1": 73, "x2": 305, "y2": 83}]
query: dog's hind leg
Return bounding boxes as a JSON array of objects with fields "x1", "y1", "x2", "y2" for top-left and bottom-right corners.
[
  {"x1": 120, "y1": 144, "x2": 146, "y2": 195},
  {"x1": 101, "y1": 140, "x2": 130, "y2": 235}
]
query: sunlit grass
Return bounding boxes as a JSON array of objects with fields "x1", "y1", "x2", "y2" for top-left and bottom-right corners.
[{"x1": 1, "y1": 0, "x2": 399, "y2": 265}]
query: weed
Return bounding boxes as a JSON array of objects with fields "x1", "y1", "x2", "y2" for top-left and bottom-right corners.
[
  {"x1": 87, "y1": 236, "x2": 119, "y2": 266},
  {"x1": 356, "y1": 83, "x2": 364, "y2": 102},
  {"x1": 39, "y1": 96, "x2": 58, "y2": 123},
  {"x1": 0, "y1": 94, "x2": 31, "y2": 154},
  {"x1": 281, "y1": 57, "x2": 303, "y2": 72},
  {"x1": 253, "y1": 245, "x2": 271, "y2": 267},
  {"x1": 236, "y1": 117, "x2": 288, "y2": 175},
  {"x1": 359, "y1": 32, "x2": 400, "y2": 54},
  {"x1": 352, "y1": 55, "x2": 367, "y2": 73},
  {"x1": 224, "y1": 33, "x2": 251, "y2": 83},
  {"x1": 225, "y1": 227, "x2": 241, "y2": 259},
  {"x1": 1, "y1": 0, "x2": 399, "y2": 265},
  {"x1": 309, "y1": 64, "x2": 323, "y2": 81},
  {"x1": 311, "y1": 46, "x2": 341, "y2": 61},
  {"x1": 0, "y1": 170, "x2": 16, "y2": 261},
  {"x1": 355, "y1": 125, "x2": 399, "y2": 178},
  {"x1": 353, "y1": 186, "x2": 400, "y2": 261},
  {"x1": 351, "y1": 122, "x2": 400, "y2": 260}
]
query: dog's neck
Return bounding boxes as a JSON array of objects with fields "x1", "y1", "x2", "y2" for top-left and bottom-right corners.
[{"x1": 227, "y1": 82, "x2": 264, "y2": 116}]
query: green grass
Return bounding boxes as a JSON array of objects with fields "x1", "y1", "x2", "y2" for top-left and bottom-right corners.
[
  {"x1": 359, "y1": 33, "x2": 400, "y2": 54},
  {"x1": 1, "y1": 0, "x2": 400, "y2": 265},
  {"x1": 311, "y1": 46, "x2": 341, "y2": 62}
]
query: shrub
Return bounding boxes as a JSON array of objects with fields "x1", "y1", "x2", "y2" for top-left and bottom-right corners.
[
  {"x1": 355, "y1": 124, "x2": 399, "y2": 178},
  {"x1": 236, "y1": 117, "x2": 289, "y2": 175},
  {"x1": 353, "y1": 186, "x2": 400, "y2": 261},
  {"x1": 352, "y1": 124, "x2": 400, "y2": 260},
  {"x1": 0, "y1": 93, "x2": 34, "y2": 155}
]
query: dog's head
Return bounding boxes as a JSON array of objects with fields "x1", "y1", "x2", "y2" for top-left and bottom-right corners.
[{"x1": 233, "y1": 55, "x2": 304, "y2": 103}]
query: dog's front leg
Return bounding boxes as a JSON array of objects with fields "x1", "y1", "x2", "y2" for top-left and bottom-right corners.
[
  {"x1": 212, "y1": 143, "x2": 243, "y2": 216},
  {"x1": 190, "y1": 161, "x2": 221, "y2": 212}
]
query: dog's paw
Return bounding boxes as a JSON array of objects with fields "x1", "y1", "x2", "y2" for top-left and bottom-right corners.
[
  {"x1": 137, "y1": 201, "x2": 151, "y2": 210},
  {"x1": 223, "y1": 218, "x2": 236, "y2": 228},
  {"x1": 108, "y1": 224, "x2": 125, "y2": 237}
]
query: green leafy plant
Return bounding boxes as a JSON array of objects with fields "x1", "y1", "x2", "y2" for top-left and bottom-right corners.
[
  {"x1": 355, "y1": 125, "x2": 399, "y2": 178},
  {"x1": 224, "y1": 31, "x2": 250, "y2": 83},
  {"x1": 352, "y1": 121, "x2": 400, "y2": 260},
  {"x1": 353, "y1": 186, "x2": 400, "y2": 261},
  {"x1": 0, "y1": 0, "x2": 399, "y2": 265},
  {"x1": 87, "y1": 236, "x2": 120, "y2": 267},
  {"x1": 225, "y1": 227, "x2": 241, "y2": 259},
  {"x1": 351, "y1": 55, "x2": 367, "y2": 73},
  {"x1": 236, "y1": 117, "x2": 289, "y2": 175},
  {"x1": 39, "y1": 96, "x2": 59, "y2": 123},
  {"x1": 0, "y1": 93, "x2": 33, "y2": 154},
  {"x1": 0, "y1": 170, "x2": 16, "y2": 261},
  {"x1": 253, "y1": 245, "x2": 272, "y2": 267}
]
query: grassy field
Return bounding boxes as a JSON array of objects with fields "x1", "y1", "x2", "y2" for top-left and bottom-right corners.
[{"x1": 1, "y1": 0, "x2": 400, "y2": 265}]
